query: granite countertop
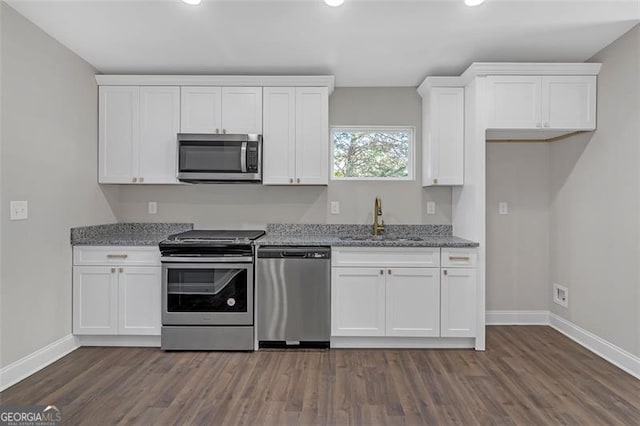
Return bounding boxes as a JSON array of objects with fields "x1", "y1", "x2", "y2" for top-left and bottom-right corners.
[
  {"x1": 257, "y1": 224, "x2": 479, "y2": 248},
  {"x1": 70, "y1": 223, "x2": 193, "y2": 246}
]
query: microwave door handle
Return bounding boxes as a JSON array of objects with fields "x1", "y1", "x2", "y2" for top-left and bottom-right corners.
[{"x1": 240, "y1": 142, "x2": 247, "y2": 173}]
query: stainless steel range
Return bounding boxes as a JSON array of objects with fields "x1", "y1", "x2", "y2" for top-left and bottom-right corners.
[{"x1": 159, "y1": 230, "x2": 265, "y2": 350}]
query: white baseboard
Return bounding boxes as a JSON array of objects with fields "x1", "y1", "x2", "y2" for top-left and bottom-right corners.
[
  {"x1": 77, "y1": 335, "x2": 160, "y2": 347},
  {"x1": 548, "y1": 313, "x2": 640, "y2": 380},
  {"x1": 486, "y1": 310, "x2": 640, "y2": 380},
  {"x1": 0, "y1": 334, "x2": 79, "y2": 392},
  {"x1": 331, "y1": 336, "x2": 475, "y2": 349},
  {"x1": 486, "y1": 310, "x2": 550, "y2": 325}
]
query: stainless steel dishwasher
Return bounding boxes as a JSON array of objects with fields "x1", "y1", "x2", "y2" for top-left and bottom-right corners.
[{"x1": 257, "y1": 247, "x2": 331, "y2": 348}]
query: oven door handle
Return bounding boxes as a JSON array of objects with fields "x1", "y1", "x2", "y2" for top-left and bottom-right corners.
[{"x1": 161, "y1": 256, "x2": 254, "y2": 263}]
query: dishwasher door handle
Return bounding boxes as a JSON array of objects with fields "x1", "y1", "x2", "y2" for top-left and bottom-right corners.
[{"x1": 281, "y1": 252, "x2": 308, "y2": 258}]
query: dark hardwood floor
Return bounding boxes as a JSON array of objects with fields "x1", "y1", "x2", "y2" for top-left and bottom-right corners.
[{"x1": 1, "y1": 326, "x2": 638, "y2": 425}]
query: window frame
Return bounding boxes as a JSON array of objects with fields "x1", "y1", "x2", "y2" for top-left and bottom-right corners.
[{"x1": 330, "y1": 125, "x2": 416, "y2": 181}]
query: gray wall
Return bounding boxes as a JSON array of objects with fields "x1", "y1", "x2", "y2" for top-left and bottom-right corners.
[
  {"x1": 486, "y1": 142, "x2": 550, "y2": 311},
  {"x1": 0, "y1": 3, "x2": 117, "y2": 367},
  {"x1": 114, "y1": 87, "x2": 452, "y2": 227},
  {"x1": 549, "y1": 25, "x2": 639, "y2": 356}
]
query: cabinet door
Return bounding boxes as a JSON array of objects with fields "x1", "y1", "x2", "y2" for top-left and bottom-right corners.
[
  {"x1": 180, "y1": 87, "x2": 222, "y2": 133},
  {"x1": 423, "y1": 87, "x2": 464, "y2": 186},
  {"x1": 221, "y1": 87, "x2": 263, "y2": 134},
  {"x1": 441, "y1": 268, "x2": 476, "y2": 338},
  {"x1": 541, "y1": 76, "x2": 596, "y2": 130},
  {"x1": 73, "y1": 266, "x2": 118, "y2": 335},
  {"x1": 331, "y1": 267, "x2": 385, "y2": 336},
  {"x1": 118, "y1": 266, "x2": 161, "y2": 335},
  {"x1": 262, "y1": 87, "x2": 296, "y2": 185},
  {"x1": 295, "y1": 87, "x2": 329, "y2": 185},
  {"x1": 139, "y1": 87, "x2": 180, "y2": 184},
  {"x1": 486, "y1": 76, "x2": 542, "y2": 129},
  {"x1": 386, "y1": 268, "x2": 440, "y2": 337},
  {"x1": 98, "y1": 86, "x2": 139, "y2": 183}
]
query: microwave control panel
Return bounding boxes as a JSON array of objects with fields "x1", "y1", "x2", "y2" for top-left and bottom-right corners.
[{"x1": 247, "y1": 142, "x2": 259, "y2": 172}]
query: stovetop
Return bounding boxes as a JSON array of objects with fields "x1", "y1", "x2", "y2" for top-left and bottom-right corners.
[{"x1": 165, "y1": 230, "x2": 265, "y2": 242}]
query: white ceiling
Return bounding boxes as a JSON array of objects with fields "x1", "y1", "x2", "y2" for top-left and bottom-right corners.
[{"x1": 6, "y1": 0, "x2": 640, "y2": 86}]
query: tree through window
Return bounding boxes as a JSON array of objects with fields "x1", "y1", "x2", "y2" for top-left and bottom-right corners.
[{"x1": 331, "y1": 127, "x2": 414, "y2": 180}]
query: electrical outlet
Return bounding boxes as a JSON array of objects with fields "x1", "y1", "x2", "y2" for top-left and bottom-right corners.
[
  {"x1": 498, "y1": 202, "x2": 509, "y2": 215},
  {"x1": 553, "y1": 283, "x2": 569, "y2": 308},
  {"x1": 148, "y1": 201, "x2": 157, "y2": 215},
  {"x1": 330, "y1": 201, "x2": 340, "y2": 215},
  {"x1": 10, "y1": 201, "x2": 28, "y2": 220},
  {"x1": 426, "y1": 201, "x2": 436, "y2": 215}
]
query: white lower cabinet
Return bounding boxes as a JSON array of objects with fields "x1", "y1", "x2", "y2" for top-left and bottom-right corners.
[
  {"x1": 386, "y1": 268, "x2": 440, "y2": 337},
  {"x1": 440, "y1": 267, "x2": 476, "y2": 338},
  {"x1": 331, "y1": 247, "x2": 478, "y2": 344},
  {"x1": 73, "y1": 247, "x2": 161, "y2": 336},
  {"x1": 331, "y1": 268, "x2": 386, "y2": 336}
]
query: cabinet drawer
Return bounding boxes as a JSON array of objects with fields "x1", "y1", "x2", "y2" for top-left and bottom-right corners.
[
  {"x1": 73, "y1": 246, "x2": 161, "y2": 266},
  {"x1": 441, "y1": 248, "x2": 477, "y2": 268},
  {"x1": 332, "y1": 247, "x2": 440, "y2": 268}
]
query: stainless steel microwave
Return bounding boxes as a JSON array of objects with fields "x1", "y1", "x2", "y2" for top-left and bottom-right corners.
[{"x1": 177, "y1": 133, "x2": 262, "y2": 183}]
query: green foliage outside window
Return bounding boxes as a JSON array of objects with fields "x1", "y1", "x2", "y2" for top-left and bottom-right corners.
[{"x1": 332, "y1": 128, "x2": 413, "y2": 179}]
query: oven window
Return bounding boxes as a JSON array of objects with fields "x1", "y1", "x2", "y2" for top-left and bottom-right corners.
[
  {"x1": 179, "y1": 142, "x2": 242, "y2": 172},
  {"x1": 167, "y1": 268, "x2": 248, "y2": 312}
]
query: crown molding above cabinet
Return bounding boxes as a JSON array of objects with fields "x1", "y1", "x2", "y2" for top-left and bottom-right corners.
[{"x1": 94, "y1": 75, "x2": 336, "y2": 94}]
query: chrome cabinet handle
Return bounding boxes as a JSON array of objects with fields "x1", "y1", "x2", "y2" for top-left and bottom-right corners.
[
  {"x1": 119, "y1": 267, "x2": 124, "y2": 273},
  {"x1": 380, "y1": 270, "x2": 384, "y2": 275},
  {"x1": 139, "y1": 177, "x2": 144, "y2": 183},
  {"x1": 289, "y1": 178, "x2": 293, "y2": 184},
  {"x1": 433, "y1": 178, "x2": 438, "y2": 184},
  {"x1": 132, "y1": 177, "x2": 137, "y2": 183},
  {"x1": 543, "y1": 122, "x2": 550, "y2": 128},
  {"x1": 215, "y1": 128, "x2": 219, "y2": 134},
  {"x1": 297, "y1": 178, "x2": 300, "y2": 184},
  {"x1": 443, "y1": 269, "x2": 448, "y2": 276},
  {"x1": 111, "y1": 268, "x2": 116, "y2": 273},
  {"x1": 223, "y1": 129, "x2": 227, "y2": 134},
  {"x1": 388, "y1": 269, "x2": 392, "y2": 275},
  {"x1": 107, "y1": 254, "x2": 128, "y2": 259}
]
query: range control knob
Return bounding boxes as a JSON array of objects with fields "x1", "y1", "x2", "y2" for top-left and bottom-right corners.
[{"x1": 227, "y1": 298, "x2": 236, "y2": 307}]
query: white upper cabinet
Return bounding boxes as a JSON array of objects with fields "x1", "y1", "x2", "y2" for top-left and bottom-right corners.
[
  {"x1": 422, "y1": 87, "x2": 464, "y2": 186},
  {"x1": 486, "y1": 75, "x2": 596, "y2": 130},
  {"x1": 99, "y1": 86, "x2": 139, "y2": 183},
  {"x1": 262, "y1": 87, "x2": 296, "y2": 184},
  {"x1": 221, "y1": 87, "x2": 263, "y2": 134},
  {"x1": 99, "y1": 86, "x2": 180, "y2": 184},
  {"x1": 139, "y1": 87, "x2": 180, "y2": 183},
  {"x1": 262, "y1": 87, "x2": 329, "y2": 185},
  {"x1": 541, "y1": 76, "x2": 596, "y2": 130},
  {"x1": 180, "y1": 87, "x2": 222, "y2": 133},
  {"x1": 180, "y1": 86, "x2": 262, "y2": 134}
]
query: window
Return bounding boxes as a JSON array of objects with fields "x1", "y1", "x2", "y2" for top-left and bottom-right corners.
[{"x1": 331, "y1": 126, "x2": 414, "y2": 180}]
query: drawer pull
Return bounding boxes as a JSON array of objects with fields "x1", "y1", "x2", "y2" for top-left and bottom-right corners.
[
  {"x1": 111, "y1": 268, "x2": 116, "y2": 273},
  {"x1": 119, "y1": 267, "x2": 124, "y2": 273},
  {"x1": 107, "y1": 254, "x2": 129, "y2": 259},
  {"x1": 380, "y1": 270, "x2": 384, "y2": 275},
  {"x1": 443, "y1": 269, "x2": 448, "y2": 276},
  {"x1": 388, "y1": 269, "x2": 392, "y2": 275},
  {"x1": 449, "y1": 256, "x2": 470, "y2": 261}
]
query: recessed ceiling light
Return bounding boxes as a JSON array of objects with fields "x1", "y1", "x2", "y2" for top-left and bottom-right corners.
[
  {"x1": 182, "y1": 0, "x2": 201, "y2": 5},
  {"x1": 464, "y1": 0, "x2": 485, "y2": 6},
  {"x1": 325, "y1": 0, "x2": 345, "y2": 7}
]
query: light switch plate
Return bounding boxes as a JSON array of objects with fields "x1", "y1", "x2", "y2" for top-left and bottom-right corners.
[
  {"x1": 148, "y1": 201, "x2": 158, "y2": 215},
  {"x1": 426, "y1": 201, "x2": 436, "y2": 215},
  {"x1": 330, "y1": 201, "x2": 340, "y2": 215},
  {"x1": 10, "y1": 201, "x2": 28, "y2": 220},
  {"x1": 498, "y1": 202, "x2": 509, "y2": 215}
]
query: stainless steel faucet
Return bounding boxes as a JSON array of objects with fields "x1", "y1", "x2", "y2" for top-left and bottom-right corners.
[{"x1": 373, "y1": 197, "x2": 385, "y2": 236}]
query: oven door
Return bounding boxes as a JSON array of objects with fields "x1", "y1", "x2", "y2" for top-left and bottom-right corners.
[{"x1": 162, "y1": 261, "x2": 253, "y2": 326}]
